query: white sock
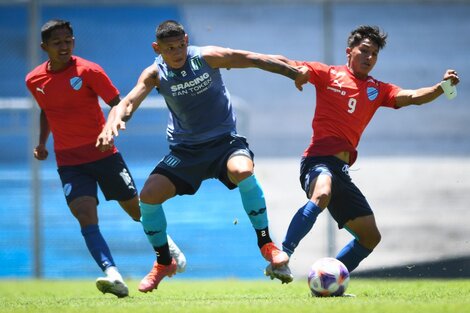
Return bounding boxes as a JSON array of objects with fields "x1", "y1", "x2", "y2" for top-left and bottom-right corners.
[{"x1": 105, "y1": 266, "x2": 124, "y2": 282}]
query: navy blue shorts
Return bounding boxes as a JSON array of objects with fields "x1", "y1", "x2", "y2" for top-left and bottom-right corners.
[
  {"x1": 57, "y1": 153, "x2": 137, "y2": 205},
  {"x1": 152, "y1": 133, "x2": 254, "y2": 195},
  {"x1": 300, "y1": 156, "x2": 373, "y2": 228}
]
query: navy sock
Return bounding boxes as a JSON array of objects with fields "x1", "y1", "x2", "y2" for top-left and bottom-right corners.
[
  {"x1": 282, "y1": 201, "x2": 322, "y2": 256},
  {"x1": 81, "y1": 224, "x2": 115, "y2": 271},
  {"x1": 336, "y1": 239, "x2": 372, "y2": 272}
]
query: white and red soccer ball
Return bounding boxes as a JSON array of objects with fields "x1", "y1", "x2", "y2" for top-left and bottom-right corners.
[{"x1": 308, "y1": 257, "x2": 350, "y2": 297}]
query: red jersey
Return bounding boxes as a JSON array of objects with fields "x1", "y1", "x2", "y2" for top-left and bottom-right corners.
[
  {"x1": 25, "y1": 56, "x2": 118, "y2": 166},
  {"x1": 300, "y1": 62, "x2": 402, "y2": 165}
]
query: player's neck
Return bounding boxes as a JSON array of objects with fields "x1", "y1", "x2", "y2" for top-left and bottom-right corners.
[
  {"x1": 346, "y1": 64, "x2": 369, "y2": 80},
  {"x1": 47, "y1": 58, "x2": 73, "y2": 72}
]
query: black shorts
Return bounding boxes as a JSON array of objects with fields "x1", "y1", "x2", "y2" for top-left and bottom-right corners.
[
  {"x1": 152, "y1": 133, "x2": 254, "y2": 195},
  {"x1": 300, "y1": 156, "x2": 373, "y2": 228},
  {"x1": 57, "y1": 153, "x2": 137, "y2": 205}
]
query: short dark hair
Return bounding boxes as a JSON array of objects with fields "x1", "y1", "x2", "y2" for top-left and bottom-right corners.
[
  {"x1": 156, "y1": 20, "x2": 185, "y2": 40},
  {"x1": 41, "y1": 19, "x2": 73, "y2": 43},
  {"x1": 347, "y1": 25, "x2": 387, "y2": 50}
]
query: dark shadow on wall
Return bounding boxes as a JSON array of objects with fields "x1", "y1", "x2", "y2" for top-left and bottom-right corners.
[{"x1": 352, "y1": 255, "x2": 470, "y2": 278}]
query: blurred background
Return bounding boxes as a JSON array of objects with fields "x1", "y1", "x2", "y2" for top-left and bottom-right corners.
[{"x1": 0, "y1": 0, "x2": 469, "y2": 280}]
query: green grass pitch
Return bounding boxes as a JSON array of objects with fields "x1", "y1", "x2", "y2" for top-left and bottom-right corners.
[{"x1": 1, "y1": 279, "x2": 469, "y2": 313}]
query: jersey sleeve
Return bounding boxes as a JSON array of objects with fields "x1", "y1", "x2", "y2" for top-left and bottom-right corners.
[
  {"x1": 380, "y1": 81, "x2": 402, "y2": 109},
  {"x1": 84, "y1": 63, "x2": 120, "y2": 104},
  {"x1": 297, "y1": 61, "x2": 330, "y2": 87}
]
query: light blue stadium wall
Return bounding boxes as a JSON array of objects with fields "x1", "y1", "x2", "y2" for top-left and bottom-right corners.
[{"x1": 0, "y1": 2, "x2": 469, "y2": 279}]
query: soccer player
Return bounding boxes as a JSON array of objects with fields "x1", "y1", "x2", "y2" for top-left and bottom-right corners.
[
  {"x1": 25, "y1": 19, "x2": 186, "y2": 297},
  {"x1": 96, "y1": 20, "x2": 309, "y2": 291},
  {"x1": 266, "y1": 25, "x2": 460, "y2": 280}
]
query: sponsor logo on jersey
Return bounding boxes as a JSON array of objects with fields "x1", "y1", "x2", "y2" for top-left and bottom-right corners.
[
  {"x1": 170, "y1": 72, "x2": 212, "y2": 96},
  {"x1": 367, "y1": 86, "x2": 378, "y2": 101},
  {"x1": 163, "y1": 155, "x2": 181, "y2": 167},
  {"x1": 36, "y1": 86, "x2": 45, "y2": 94},
  {"x1": 327, "y1": 86, "x2": 346, "y2": 96},
  {"x1": 70, "y1": 76, "x2": 83, "y2": 90},
  {"x1": 190, "y1": 56, "x2": 203, "y2": 71}
]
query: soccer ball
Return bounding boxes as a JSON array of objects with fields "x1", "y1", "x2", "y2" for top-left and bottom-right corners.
[{"x1": 308, "y1": 257, "x2": 350, "y2": 297}]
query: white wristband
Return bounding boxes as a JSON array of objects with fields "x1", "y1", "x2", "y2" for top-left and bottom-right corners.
[{"x1": 440, "y1": 80, "x2": 457, "y2": 100}]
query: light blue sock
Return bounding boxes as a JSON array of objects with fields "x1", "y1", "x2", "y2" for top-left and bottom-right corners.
[
  {"x1": 282, "y1": 201, "x2": 322, "y2": 256},
  {"x1": 336, "y1": 239, "x2": 372, "y2": 272},
  {"x1": 140, "y1": 202, "x2": 168, "y2": 248},
  {"x1": 81, "y1": 224, "x2": 115, "y2": 271},
  {"x1": 238, "y1": 175, "x2": 268, "y2": 230}
]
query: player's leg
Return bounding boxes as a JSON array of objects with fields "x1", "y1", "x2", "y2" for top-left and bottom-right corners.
[
  {"x1": 327, "y1": 166, "x2": 380, "y2": 273},
  {"x1": 59, "y1": 165, "x2": 128, "y2": 297},
  {"x1": 282, "y1": 161, "x2": 331, "y2": 257},
  {"x1": 137, "y1": 173, "x2": 178, "y2": 292},
  {"x1": 226, "y1": 153, "x2": 289, "y2": 273},
  {"x1": 71, "y1": 197, "x2": 129, "y2": 297},
  {"x1": 99, "y1": 153, "x2": 187, "y2": 274},
  {"x1": 336, "y1": 214, "x2": 381, "y2": 272}
]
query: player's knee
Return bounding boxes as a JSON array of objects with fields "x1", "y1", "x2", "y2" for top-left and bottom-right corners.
[
  {"x1": 360, "y1": 230, "x2": 381, "y2": 250},
  {"x1": 230, "y1": 169, "x2": 254, "y2": 185},
  {"x1": 140, "y1": 187, "x2": 158, "y2": 204},
  {"x1": 140, "y1": 175, "x2": 175, "y2": 204},
  {"x1": 310, "y1": 189, "x2": 331, "y2": 209}
]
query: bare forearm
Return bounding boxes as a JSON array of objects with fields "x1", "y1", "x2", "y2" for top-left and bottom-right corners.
[
  {"x1": 395, "y1": 69, "x2": 460, "y2": 108},
  {"x1": 250, "y1": 53, "x2": 300, "y2": 80},
  {"x1": 38, "y1": 111, "x2": 50, "y2": 145},
  {"x1": 411, "y1": 83, "x2": 443, "y2": 104},
  {"x1": 395, "y1": 83, "x2": 443, "y2": 107}
]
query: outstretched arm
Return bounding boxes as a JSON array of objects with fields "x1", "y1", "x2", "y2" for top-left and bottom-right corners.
[
  {"x1": 96, "y1": 64, "x2": 158, "y2": 150},
  {"x1": 395, "y1": 69, "x2": 460, "y2": 108},
  {"x1": 202, "y1": 46, "x2": 309, "y2": 90}
]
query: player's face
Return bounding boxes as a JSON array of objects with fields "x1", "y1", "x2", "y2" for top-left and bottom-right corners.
[
  {"x1": 153, "y1": 34, "x2": 189, "y2": 69},
  {"x1": 41, "y1": 27, "x2": 74, "y2": 71},
  {"x1": 346, "y1": 38, "x2": 379, "y2": 79}
]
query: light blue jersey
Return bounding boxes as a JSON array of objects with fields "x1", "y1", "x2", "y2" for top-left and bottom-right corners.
[{"x1": 155, "y1": 46, "x2": 237, "y2": 145}]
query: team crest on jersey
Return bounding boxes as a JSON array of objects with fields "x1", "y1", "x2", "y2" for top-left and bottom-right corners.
[
  {"x1": 70, "y1": 76, "x2": 83, "y2": 90},
  {"x1": 190, "y1": 56, "x2": 203, "y2": 71},
  {"x1": 367, "y1": 86, "x2": 378, "y2": 101}
]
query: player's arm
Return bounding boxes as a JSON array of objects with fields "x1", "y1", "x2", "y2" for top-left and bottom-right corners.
[
  {"x1": 34, "y1": 109, "x2": 50, "y2": 160},
  {"x1": 202, "y1": 46, "x2": 309, "y2": 91},
  {"x1": 395, "y1": 69, "x2": 459, "y2": 108},
  {"x1": 96, "y1": 64, "x2": 158, "y2": 149},
  {"x1": 266, "y1": 54, "x2": 301, "y2": 67}
]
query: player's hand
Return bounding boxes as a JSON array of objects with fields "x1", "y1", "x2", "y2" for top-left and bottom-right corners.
[
  {"x1": 110, "y1": 119, "x2": 127, "y2": 137},
  {"x1": 443, "y1": 69, "x2": 459, "y2": 86},
  {"x1": 95, "y1": 128, "x2": 115, "y2": 152},
  {"x1": 33, "y1": 144, "x2": 48, "y2": 160},
  {"x1": 294, "y1": 66, "x2": 310, "y2": 91}
]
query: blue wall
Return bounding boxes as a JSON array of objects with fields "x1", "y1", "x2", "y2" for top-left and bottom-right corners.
[{"x1": 1, "y1": 2, "x2": 470, "y2": 279}]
